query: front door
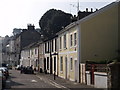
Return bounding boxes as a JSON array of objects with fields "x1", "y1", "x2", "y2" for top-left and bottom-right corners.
[
  {"x1": 44, "y1": 58, "x2": 46, "y2": 71},
  {"x1": 50, "y1": 57, "x2": 52, "y2": 74},
  {"x1": 54, "y1": 57, "x2": 56, "y2": 72},
  {"x1": 74, "y1": 60, "x2": 77, "y2": 82},
  {"x1": 65, "y1": 57, "x2": 67, "y2": 79}
]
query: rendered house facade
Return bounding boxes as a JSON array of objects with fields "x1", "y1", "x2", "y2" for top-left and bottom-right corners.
[{"x1": 57, "y1": 23, "x2": 78, "y2": 82}]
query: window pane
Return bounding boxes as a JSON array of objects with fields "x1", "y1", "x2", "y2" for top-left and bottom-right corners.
[
  {"x1": 70, "y1": 34, "x2": 73, "y2": 46},
  {"x1": 60, "y1": 56, "x2": 63, "y2": 71},
  {"x1": 60, "y1": 37, "x2": 62, "y2": 49},
  {"x1": 64, "y1": 34, "x2": 66, "y2": 48},
  {"x1": 74, "y1": 33, "x2": 77, "y2": 46}
]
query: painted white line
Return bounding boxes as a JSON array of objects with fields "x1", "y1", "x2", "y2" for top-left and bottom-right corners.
[
  {"x1": 36, "y1": 75, "x2": 70, "y2": 89},
  {"x1": 31, "y1": 80, "x2": 37, "y2": 82},
  {"x1": 49, "y1": 82, "x2": 62, "y2": 88},
  {"x1": 6, "y1": 80, "x2": 11, "y2": 83},
  {"x1": 49, "y1": 79, "x2": 70, "y2": 89},
  {"x1": 36, "y1": 75, "x2": 43, "y2": 80}
]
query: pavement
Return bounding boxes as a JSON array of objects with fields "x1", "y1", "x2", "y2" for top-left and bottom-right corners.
[{"x1": 35, "y1": 72, "x2": 105, "y2": 90}]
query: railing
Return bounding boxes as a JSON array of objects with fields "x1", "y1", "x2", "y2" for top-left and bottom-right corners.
[{"x1": 86, "y1": 64, "x2": 108, "y2": 72}]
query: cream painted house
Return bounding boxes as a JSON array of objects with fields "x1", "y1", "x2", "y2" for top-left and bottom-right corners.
[
  {"x1": 38, "y1": 41, "x2": 45, "y2": 72},
  {"x1": 30, "y1": 44, "x2": 39, "y2": 70},
  {"x1": 20, "y1": 48, "x2": 30, "y2": 66},
  {"x1": 20, "y1": 42, "x2": 39, "y2": 70},
  {"x1": 57, "y1": 22, "x2": 78, "y2": 82}
]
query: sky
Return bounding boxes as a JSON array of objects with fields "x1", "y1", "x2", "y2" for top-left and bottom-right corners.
[{"x1": 0, "y1": 0, "x2": 116, "y2": 37}]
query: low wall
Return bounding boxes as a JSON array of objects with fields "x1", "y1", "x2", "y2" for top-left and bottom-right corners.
[
  {"x1": 94, "y1": 72, "x2": 107, "y2": 88},
  {"x1": 107, "y1": 62, "x2": 120, "y2": 90},
  {"x1": 86, "y1": 71, "x2": 107, "y2": 88},
  {"x1": 86, "y1": 71, "x2": 91, "y2": 85}
]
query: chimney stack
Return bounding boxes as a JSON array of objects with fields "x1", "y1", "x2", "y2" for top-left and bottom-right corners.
[
  {"x1": 86, "y1": 8, "x2": 88, "y2": 12},
  {"x1": 96, "y1": 8, "x2": 98, "y2": 11},
  {"x1": 91, "y1": 8, "x2": 93, "y2": 12},
  {"x1": 27, "y1": 24, "x2": 35, "y2": 30}
]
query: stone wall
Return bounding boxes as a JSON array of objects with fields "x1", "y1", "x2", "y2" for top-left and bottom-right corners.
[{"x1": 107, "y1": 62, "x2": 120, "y2": 90}]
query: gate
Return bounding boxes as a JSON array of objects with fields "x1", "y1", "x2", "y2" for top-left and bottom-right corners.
[{"x1": 86, "y1": 63, "x2": 107, "y2": 85}]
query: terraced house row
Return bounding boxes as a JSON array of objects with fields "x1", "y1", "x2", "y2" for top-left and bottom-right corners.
[{"x1": 20, "y1": 1, "x2": 120, "y2": 88}]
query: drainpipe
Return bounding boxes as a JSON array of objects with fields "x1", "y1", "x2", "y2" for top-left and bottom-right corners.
[
  {"x1": 77, "y1": 21, "x2": 81, "y2": 83},
  {"x1": 38, "y1": 45, "x2": 40, "y2": 72}
]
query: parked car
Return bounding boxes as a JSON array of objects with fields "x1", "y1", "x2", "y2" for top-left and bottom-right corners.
[
  {"x1": 2, "y1": 63, "x2": 7, "y2": 67},
  {"x1": 0, "y1": 70, "x2": 6, "y2": 89},
  {"x1": 0, "y1": 67, "x2": 9, "y2": 79},
  {"x1": 7, "y1": 64, "x2": 12, "y2": 70},
  {"x1": 22, "y1": 66, "x2": 34, "y2": 74},
  {"x1": 15, "y1": 65, "x2": 21, "y2": 70}
]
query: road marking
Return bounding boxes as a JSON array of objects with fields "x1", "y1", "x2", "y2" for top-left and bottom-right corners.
[
  {"x1": 36, "y1": 75, "x2": 70, "y2": 90},
  {"x1": 74, "y1": 83, "x2": 77, "y2": 84},
  {"x1": 6, "y1": 80, "x2": 11, "y2": 83},
  {"x1": 36, "y1": 75, "x2": 43, "y2": 80},
  {"x1": 31, "y1": 80, "x2": 37, "y2": 83},
  {"x1": 49, "y1": 79, "x2": 70, "y2": 89}
]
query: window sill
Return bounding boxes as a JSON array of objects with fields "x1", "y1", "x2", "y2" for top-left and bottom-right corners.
[
  {"x1": 60, "y1": 71, "x2": 63, "y2": 74},
  {"x1": 64, "y1": 47, "x2": 67, "y2": 50}
]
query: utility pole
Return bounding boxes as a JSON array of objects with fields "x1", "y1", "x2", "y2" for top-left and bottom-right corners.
[
  {"x1": 70, "y1": 0, "x2": 80, "y2": 16},
  {"x1": 77, "y1": 0, "x2": 79, "y2": 14}
]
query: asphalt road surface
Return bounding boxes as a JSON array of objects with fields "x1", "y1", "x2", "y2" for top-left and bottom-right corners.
[{"x1": 5, "y1": 69, "x2": 56, "y2": 89}]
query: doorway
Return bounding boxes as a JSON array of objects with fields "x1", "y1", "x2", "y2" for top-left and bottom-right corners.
[
  {"x1": 74, "y1": 60, "x2": 77, "y2": 82},
  {"x1": 65, "y1": 57, "x2": 68, "y2": 79}
]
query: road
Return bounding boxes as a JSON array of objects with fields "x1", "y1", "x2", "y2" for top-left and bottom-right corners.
[{"x1": 5, "y1": 69, "x2": 56, "y2": 89}]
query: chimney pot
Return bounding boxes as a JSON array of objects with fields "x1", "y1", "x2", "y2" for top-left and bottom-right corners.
[
  {"x1": 96, "y1": 8, "x2": 98, "y2": 11},
  {"x1": 86, "y1": 8, "x2": 88, "y2": 12},
  {"x1": 91, "y1": 8, "x2": 93, "y2": 12}
]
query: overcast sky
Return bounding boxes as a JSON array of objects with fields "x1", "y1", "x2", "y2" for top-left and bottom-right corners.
[{"x1": 0, "y1": 0, "x2": 116, "y2": 37}]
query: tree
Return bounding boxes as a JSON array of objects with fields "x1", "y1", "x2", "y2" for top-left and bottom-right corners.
[{"x1": 39, "y1": 9, "x2": 72, "y2": 39}]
